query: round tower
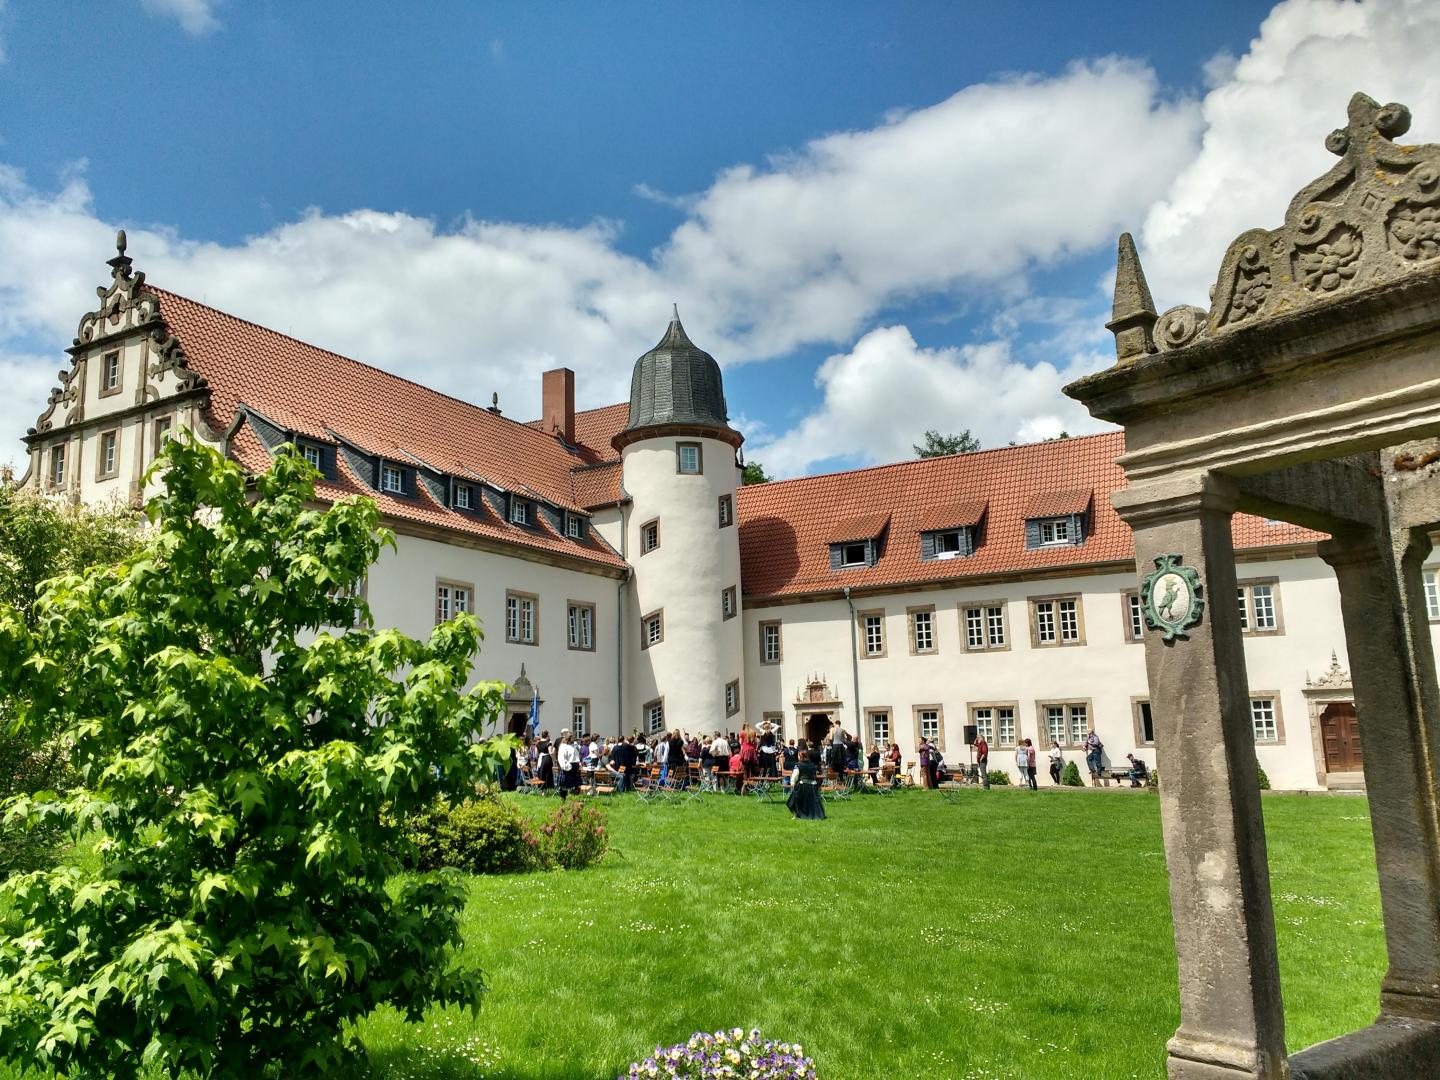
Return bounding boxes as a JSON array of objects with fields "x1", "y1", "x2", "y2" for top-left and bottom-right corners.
[{"x1": 614, "y1": 308, "x2": 745, "y2": 738}]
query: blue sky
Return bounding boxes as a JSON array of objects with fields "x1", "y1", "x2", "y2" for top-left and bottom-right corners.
[{"x1": 3, "y1": 0, "x2": 1439, "y2": 476}]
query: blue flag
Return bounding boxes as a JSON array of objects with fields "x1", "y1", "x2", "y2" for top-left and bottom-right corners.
[{"x1": 528, "y1": 688, "x2": 539, "y2": 737}]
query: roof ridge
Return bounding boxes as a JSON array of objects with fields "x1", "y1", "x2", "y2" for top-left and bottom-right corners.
[
  {"x1": 741, "y1": 429, "x2": 1124, "y2": 493},
  {"x1": 147, "y1": 283, "x2": 576, "y2": 456}
]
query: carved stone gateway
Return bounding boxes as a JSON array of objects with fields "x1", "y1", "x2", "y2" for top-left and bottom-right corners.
[{"x1": 1069, "y1": 93, "x2": 1440, "y2": 1080}]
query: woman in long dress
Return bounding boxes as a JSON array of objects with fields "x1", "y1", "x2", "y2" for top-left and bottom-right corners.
[
  {"x1": 536, "y1": 730, "x2": 554, "y2": 789},
  {"x1": 786, "y1": 741, "x2": 825, "y2": 820}
]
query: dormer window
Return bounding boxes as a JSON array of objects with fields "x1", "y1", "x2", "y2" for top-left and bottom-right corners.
[
  {"x1": 566, "y1": 514, "x2": 583, "y2": 539},
  {"x1": 454, "y1": 483, "x2": 473, "y2": 510},
  {"x1": 1023, "y1": 490, "x2": 1091, "y2": 550},
  {"x1": 919, "y1": 501, "x2": 985, "y2": 562},
  {"x1": 302, "y1": 445, "x2": 323, "y2": 471},
  {"x1": 826, "y1": 512, "x2": 889, "y2": 571},
  {"x1": 509, "y1": 498, "x2": 531, "y2": 526},
  {"x1": 380, "y1": 464, "x2": 405, "y2": 494}
]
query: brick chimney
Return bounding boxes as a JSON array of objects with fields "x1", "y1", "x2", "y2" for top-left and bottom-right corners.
[{"x1": 542, "y1": 367, "x2": 575, "y2": 443}]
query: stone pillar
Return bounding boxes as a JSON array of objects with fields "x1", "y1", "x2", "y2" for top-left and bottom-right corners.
[
  {"x1": 1114, "y1": 474, "x2": 1288, "y2": 1080},
  {"x1": 1319, "y1": 527, "x2": 1440, "y2": 1022}
]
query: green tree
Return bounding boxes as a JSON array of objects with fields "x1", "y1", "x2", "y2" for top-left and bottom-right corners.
[
  {"x1": 741, "y1": 460, "x2": 770, "y2": 485},
  {"x1": 0, "y1": 438, "x2": 510, "y2": 1077},
  {"x1": 912, "y1": 430, "x2": 980, "y2": 457},
  {"x1": 0, "y1": 488, "x2": 142, "y2": 875}
]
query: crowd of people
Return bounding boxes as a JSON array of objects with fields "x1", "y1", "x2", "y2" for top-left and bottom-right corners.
[{"x1": 503, "y1": 720, "x2": 1150, "y2": 809}]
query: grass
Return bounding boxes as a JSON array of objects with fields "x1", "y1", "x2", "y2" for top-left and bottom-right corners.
[
  {"x1": 359, "y1": 788, "x2": 1383, "y2": 1080},
  {"x1": 0, "y1": 788, "x2": 1384, "y2": 1079}
]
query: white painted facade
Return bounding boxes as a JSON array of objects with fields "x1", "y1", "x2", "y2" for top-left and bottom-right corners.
[{"x1": 17, "y1": 240, "x2": 1440, "y2": 792}]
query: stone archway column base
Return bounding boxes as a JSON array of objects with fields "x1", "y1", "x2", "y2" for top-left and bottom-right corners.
[{"x1": 1167, "y1": 1032, "x2": 1289, "y2": 1080}]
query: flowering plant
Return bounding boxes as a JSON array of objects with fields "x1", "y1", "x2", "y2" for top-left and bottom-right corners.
[{"x1": 619, "y1": 1028, "x2": 817, "y2": 1079}]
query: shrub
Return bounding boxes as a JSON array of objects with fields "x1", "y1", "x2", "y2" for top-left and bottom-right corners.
[
  {"x1": 986, "y1": 770, "x2": 1010, "y2": 786},
  {"x1": 620, "y1": 1028, "x2": 816, "y2": 1080},
  {"x1": 1256, "y1": 762, "x2": 1271, "y2": 791},
  {"x1": 1061, "y1": 761, "x2": 1083, "y2": 787},
  {"x1": 408, "y1": 797, "x2": 538, "y2": 875},
  {"x1": 0, "y1": 439, "x2": 512, "y2": 1078},
  {"x1": 536, "y1": 799, "x2": 609, "y2": 870}
]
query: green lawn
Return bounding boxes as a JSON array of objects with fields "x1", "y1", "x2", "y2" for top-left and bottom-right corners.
[
  {"x1": 0, "y1": 788, "x2": 1384, "y2": 1079},
  {"x1": 359, "y1": 788, "x2": 1383, "y2": 1080}
]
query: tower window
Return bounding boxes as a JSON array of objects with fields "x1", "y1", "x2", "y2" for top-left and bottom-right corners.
[
  {"x1": 718, "y1": 494, "x2": 733, "y2": 528},
  {"x1": 640, "y1": 519, "x2": 660, "y2": 554},
  {"x1": 641, "y1": 609, "x2": 664, "y2": 649},
  {"x1": 677, "y1": 442, "x2": 702, "y2": 475}
]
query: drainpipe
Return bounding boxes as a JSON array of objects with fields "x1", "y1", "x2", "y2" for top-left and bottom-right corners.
[
  {"x1": 617, "y1": 497, "x2": 629, "y2": 739},
  {"x1": 843, "y1": 586, "x2": 861, "y2": 739}
]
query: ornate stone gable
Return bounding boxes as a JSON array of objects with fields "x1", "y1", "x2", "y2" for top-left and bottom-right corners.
[
  {"x1": 31, "y1": 231, "x2": 206, "y2": 436},
  {"x1": 1117, "y1": 92, "x2": 1440, "y2": 359}
]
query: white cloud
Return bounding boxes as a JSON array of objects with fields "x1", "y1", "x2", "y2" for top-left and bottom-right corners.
[
  {"x1": 746, "y1": 326, "x2": 1112, "y2": 478},
  {"x1": 1142, "y1": 0, "x2": 1440, "y2": 309},
  {"x1": 0, "y1": 57, "x2": 1200, "y2": 471},
  {"x1": 139, "y1": 0, "x2": 221, "y2": 36}
]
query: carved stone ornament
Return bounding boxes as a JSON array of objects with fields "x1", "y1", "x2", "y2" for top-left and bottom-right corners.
[
  {"x1": 1139, "y1": 553, "x2": 1205, "y2": 643},
  {"x1": 1185, "y1": 92, "x2": 1440, "y2": 343},
  {"x1": 1153, "y1": 304, "x2": 1210, "y2": 352},
  {"x1": 1305, "y1": 651, "x2": 1352, "y2": 690}
]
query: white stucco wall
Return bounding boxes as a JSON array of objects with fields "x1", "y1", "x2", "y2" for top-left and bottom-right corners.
[
  {"x1": 741, "y1": 552, "x2": 1433, "y2": 791},
  {"x1": 365, "y1": 532, "x2": 624, "y2": 736},
  {"x1": 621, "y1": 434, "x2": 744, "y2": 736}
]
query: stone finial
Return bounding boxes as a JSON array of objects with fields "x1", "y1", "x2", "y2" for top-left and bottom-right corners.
[
  {"x1": 671, "y1": 302, "x2": 680, "y2": 323},
  {"x1": 1105, "y1": 233, "x2": 1157, "y2": 364},
  {"x1": 486, "y1": 391, "x2": 501, "y2": 415}
]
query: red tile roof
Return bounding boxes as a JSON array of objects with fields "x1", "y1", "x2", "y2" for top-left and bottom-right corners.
[
  {"x1": 825, "y1": 512, "x2": 891, "y2": 544},
  {"x1": 569, "y1": 403, "x2": 629, "y2": 461},
  {"x1": 736, "y1": 432, "x2": 1325, "y2": 601},
  {"x1": 149, "y1": 286, "x2": 626, "y2": 571},
  {"x1": 1025, "y1": 487, "x2": 1092, "y2": 518},
  {"x1": 918, "y1": 499, "x2": 988, "y2": 532},
  {"x1": 570, "y1": 460, "x2": 623, "y2": 509}
]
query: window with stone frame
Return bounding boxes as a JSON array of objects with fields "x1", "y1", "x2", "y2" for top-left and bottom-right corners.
[
  {"x1": 960, "y1": 601, "x2": 1008, "y2": 651},
  {"x1": 100, "y1": 350, "x2": 121, "y2": 395},
  {"x1": 970, "y1": 705, "x2": 995, "y2": 745},
  {"x1": 1133, "y1": 699, "x2": 1155, "y2": 746},
  {"x1": 641, "y1": 609, "x2": 664, "y2": 649},
  {"x1": 995, "y1": 705, "x2": 1016, "y2": 748},
  {"x1": 640, "y1": 519, "x2": 660, "y2": 555},
  {"x1": 970, "y1": 702, "x2": 1019, "y2": 748},
  {"x1": 677, "y1": 442, "x2": 702, "y2": 475},
  {"x1": 914, "y1": 705, "x2": 943, "y2": 750},
  {"x1": 1123, "y1": 591, "x2": 1144, "y2": 642},
  {"x1": 1250, "y1": 696, "x2": 1281, "y2": 743},
  {"x1": 859, "y1": 610, "x2": 886, "y2": 658},
  {"x1": 1237, "y1": 579, "x2": 1282, "y2": 634},
  {"x1": 97, "y1": 429, "x2": 119, "y2": 479},
  {"x1": 722, "y1": 586, "x2": 738, "y2": 621},
  {"x1": 48, "y1": 444, "x2": 66, "y2": 489},
  {"x1": 152, "y1": 416, "x2": 173, "y2": 462},
  {"x1": 1030, "y1": 595, "x2": 1084, "y2": 647},
  {"x1": 867, "y1": 709, "x2": 891, "y2": 747},
  {"x1": 1036, "y1": 700, "x2": 1089, "y2": 748},
  {"x1": 505, "y1": 591, "x2": 538, "y2": 644},
  {"x1": 567, "y1": 601, "x2": 595, "y2": 651},
  {"x1": 435, "y1": 580, "x2": 472, "y2": 624},
  {"x1": 1427, "y1": 569, "x2": 1440, "y2": 621},
  {"x1": 725, "y1": 679, "x2": 740, "y2": 717},
  {"x1": 572, "y1": 699, "x2": 591, "y2": 737},
  {"x1": 718, "y1": 494, "x2": 734, "y2": 528},
  {"x1": 759, "y1": 621, "x2": 782, "y2": 664},
  {"x1": 644, "y1": 698, "x2": 665, "y2": 735},
  {"x1": 907, "y1": 606, "x2": 936, "y2": 655}
]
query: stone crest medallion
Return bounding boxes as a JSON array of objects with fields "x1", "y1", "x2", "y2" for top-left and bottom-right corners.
[{"x1": 1140, "y1": 553, "x2": 1204, "y2": 642}]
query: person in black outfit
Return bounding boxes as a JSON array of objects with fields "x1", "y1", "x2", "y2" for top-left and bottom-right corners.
[
  {"x1": 758, "y1": 726, "x2": 778, "y2": 776},
  {"x1": 608, "y1": 736, "x2": 639, "y2": 793},
  {"x1": 786, "y1": 741, "x2": 825, "y2": 820}
]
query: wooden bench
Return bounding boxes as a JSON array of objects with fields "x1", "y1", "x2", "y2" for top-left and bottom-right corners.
[{"x1": 1098, "y1": 766, "x2": 1148, "y2": 787}]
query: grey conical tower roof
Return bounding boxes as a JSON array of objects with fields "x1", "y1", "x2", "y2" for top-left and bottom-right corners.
[{"x1": 618, "y1": 307, "x2": 738, "y2": 444}]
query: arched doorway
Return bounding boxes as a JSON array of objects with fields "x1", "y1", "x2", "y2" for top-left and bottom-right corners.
[{"x1": 507, "y1": 713, "x2": 528, "y2": 738}]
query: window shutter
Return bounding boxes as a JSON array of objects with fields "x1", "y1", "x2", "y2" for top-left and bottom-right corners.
[
  {"x1": 959, "y1": 527, "x2": 974, "y2": 557},
  {"x1": 919, "y1": 532, "x2": 936, "y2": 561},
  {"x1": 1068, "y1": 512, "x2": 1084, "y2": 544},
  {"x1": 865, "y1": 539, "x2": 877, "y2": 566},
  {"x1": 1024, "y1": 520, "x2": 1042, "y2": 549},
  {"x1": 829, "y1": 544, "x2": 843, "y2": 571}
]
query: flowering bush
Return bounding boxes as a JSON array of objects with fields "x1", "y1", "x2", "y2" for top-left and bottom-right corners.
[
  {"x1": 536, "y1": 799, "x2": 609, "y2": 870},
  {"x1": 619, "y1": 1028, "x2": 817, "y2": 1079}
]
